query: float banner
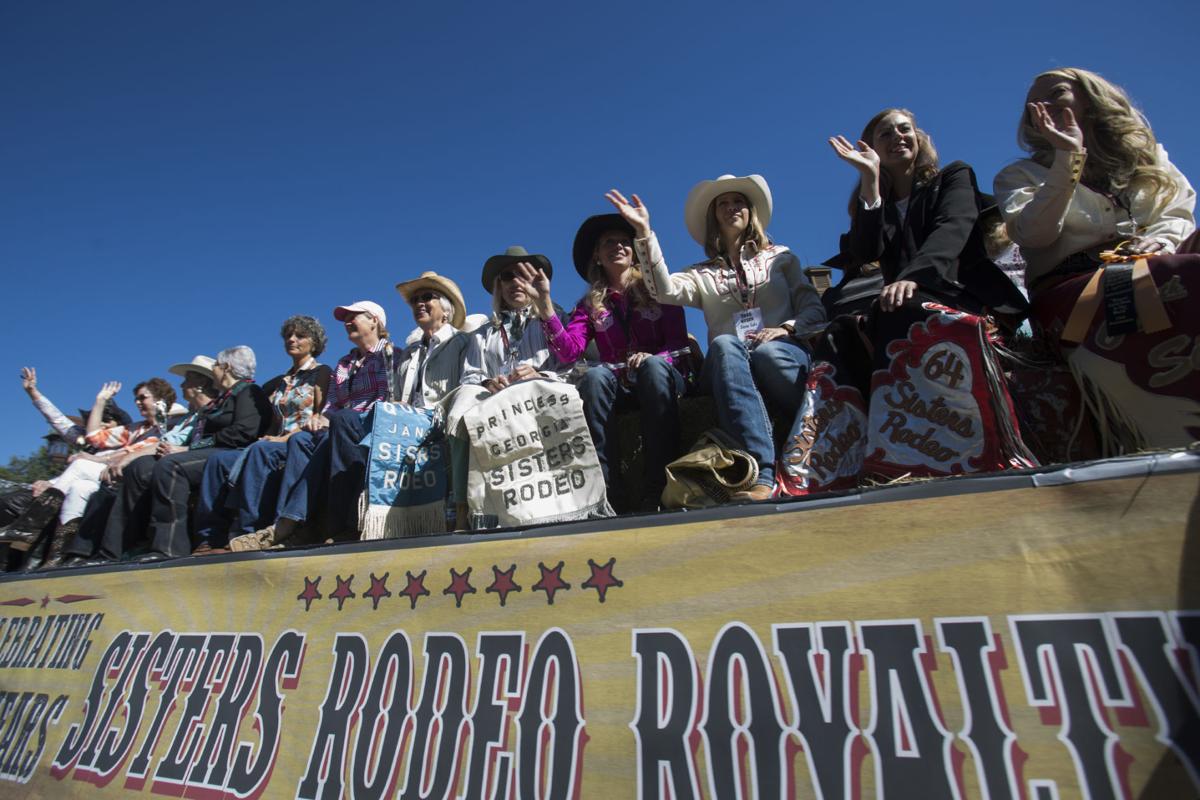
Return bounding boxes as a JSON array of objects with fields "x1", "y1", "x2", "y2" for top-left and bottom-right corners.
[
  {"x1": 461, "y1": 379, "x2": 611, "y2": 527},
  {"x1": 360, "y1": 402, "x2": 446, "y2": 540},
  {"x1": 0, "y1": 464, "x2": 1197, "y2": 798}
]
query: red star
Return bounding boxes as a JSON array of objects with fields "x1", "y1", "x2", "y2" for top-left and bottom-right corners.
[
  {"x1": 486, "y1": 564, "x2": 522, "y2": 607},
  {"x1": 532, "y1": 561, "x2": 571, "y2": 606},
  {"x1": 443, "y1": 567, "x2": 476, "y2": 608},
  {"x1": 40, "y1": 595, "x2": 50, "y2": 609},
  {"x1": 297, "y1": 576, "x2": 323, "y2": 611},
  {"x1": 399, "y1": 570, "x2": 430, "y2": 610},
  {"x1": 581, "y1": 557, "x2": 623, "y2": 603},
  {"x1": 363, "y1": 572, "x2": 391, "y2": 610},
  {"x1": 329, "y1": 575, "x2": 356, "y2": 611}
]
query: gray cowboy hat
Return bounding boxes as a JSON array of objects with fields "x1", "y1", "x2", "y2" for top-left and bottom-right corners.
[{"x1": 481, "y1": 245, "x2": 553, "y2": 292}]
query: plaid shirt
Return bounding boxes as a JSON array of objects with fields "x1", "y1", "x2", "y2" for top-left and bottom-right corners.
[{"x1": 322, "y1": 339, "x2": 391, "y2": 414}]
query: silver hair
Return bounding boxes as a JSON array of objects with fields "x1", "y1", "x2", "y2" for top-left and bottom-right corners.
[
  {"x1": 216, "y1": 345, "x2": 257, "y2": 380},
  {"x1": 437, "y1": 295, "x2": 454, "y2": 324}
]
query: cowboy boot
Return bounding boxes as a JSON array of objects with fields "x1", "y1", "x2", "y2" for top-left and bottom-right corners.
[
  {"x1": 38, "y1": 518, "x2": 81, "y2": 570},
  {"x1": 0, "y1": 489, "x2": 65, "y2": 550}
]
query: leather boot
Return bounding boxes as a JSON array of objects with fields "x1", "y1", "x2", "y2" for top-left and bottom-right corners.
[
  {"x1": 38, "y1": 518, "x2": 81, "y2": 570},
  {"x1": 0, "y1": 489, "x2": 65, "y2": 551}
]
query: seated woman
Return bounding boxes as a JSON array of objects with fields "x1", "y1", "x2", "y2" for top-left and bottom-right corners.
[
  {"x1": 230, "y1": 301, "x2": 394, "y2": 551},
  {"x1": 74, "y1": 358, "x2": 219, "y2": 564},
  {"x1": 191, "y1": 316, "x2": 332, "y2": 552},
  {"x1": 780, "y1": 108, "x2": 1033, "y2": 493},
  {"x1": 140, "y1": 346, "x2": 274, "y2": 560},
  {"x1": 526, "y1": 214, "x2": 692, "y2": 511},
  {"x1": 994, "y1": 68, "x2": 1198, "y2": 451},
  {"x1": 393, "y1": 270, "x2": 470, "y2": 521},
  {"x1": 607, "y1": 177, "x2": 826, "y2": 501},
  {"x1": 442, "y1": 247, "x2": 564, "y2": 527},
  {"x1": 1, "y1": 369, "x2": 179, "y2": 568}
]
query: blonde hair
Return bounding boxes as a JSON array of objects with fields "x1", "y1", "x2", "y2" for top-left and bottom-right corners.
[
  {"x1": 702, "y1": 195, "x2": 771, "y2": 261},
  {"x1": 581, "y1": 259, "x2": 653, "y2": 320},
  {"x1": 1020, "y1": 68, "x2": 1176, "y2": 201},
  {"x1": 847, "y1": 108, "x2": 940, "y2": 218},
  {"x1": 490, "y1": 276, "x2": 533, "y2": 326}
]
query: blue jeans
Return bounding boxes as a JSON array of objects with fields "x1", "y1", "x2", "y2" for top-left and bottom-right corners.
[
  {"x1": 701, "y1": 335, "x2": 810, "y2": 486},
  {"x1": 193, "y1": 448, "x2": 244, "y2": 546},
  {"x1": 578, "y1": 357, "x2": 685, "y2": 508},
  {"x1": 233, "y1": 439, "x2": 298, "y2": 533},
  {"x1": 278, "y1": 410, "x2": 369, "y2": 536}
]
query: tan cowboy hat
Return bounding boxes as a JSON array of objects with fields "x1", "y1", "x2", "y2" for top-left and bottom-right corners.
[
  {"x1": 395, "y1": 271, "x2": 467, "y2": 329},
  {"x1": 167, "y1": 354, "x2": 216, "y2": 380},
  {"x1": 683, "y1": 174, "x2": 773, "y2": 246},
  {"x1": 481, "y1": 245, "x2": 553, "y2": 292}
]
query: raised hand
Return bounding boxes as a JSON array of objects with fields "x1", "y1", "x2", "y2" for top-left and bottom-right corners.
[
  {"x1": 96, "y1": 381, "x2": 122, "y2": 403},
  {"x1": 513, "y1": 261, "x2": 555, "y2": 319},
  {"x1": 828, "y1": 135, "x2": 881, "y2": 178},
  {"x1": 1028, "y1": 102, "x2": 1084, "y2": 153},
  {"x1": 20, "y1": 367, "x2": 37, "y2": 395},
  {"x1": 605, "y1": 189, "x2": 651, "y2": 238}
]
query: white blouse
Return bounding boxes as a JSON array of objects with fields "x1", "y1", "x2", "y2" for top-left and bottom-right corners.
[{"x1": 994, "y1": 145, "x2": 1195, "y2": 285}]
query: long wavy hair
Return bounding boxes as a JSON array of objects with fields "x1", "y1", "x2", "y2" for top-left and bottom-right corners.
[
  {"x1": 1019, "y1": 68, "x2": 1176, "y2": 201},
  {"x1": 582, "y1": 256, "x2": 653, "y2": 320},
  {"x1": 847, "y1": 108, "x2": 940, "y2": 219}
]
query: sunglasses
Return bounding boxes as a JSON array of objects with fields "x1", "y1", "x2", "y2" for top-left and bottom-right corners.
[
  {"x1": 499, "y1": 271, "x2": 520, "y2": 283},
  {"x1": 409, "y1": 292, "x2": 441, "y2": 305}
]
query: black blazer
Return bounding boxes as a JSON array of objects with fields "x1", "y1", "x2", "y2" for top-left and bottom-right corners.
[{"x1": 846, "y1": 161, "x2": 1028, "y2": 317}]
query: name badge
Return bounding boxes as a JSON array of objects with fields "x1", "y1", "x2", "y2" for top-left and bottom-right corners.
[{"x1": 734, "y1": 308, "x2": 763, "y2": 342}]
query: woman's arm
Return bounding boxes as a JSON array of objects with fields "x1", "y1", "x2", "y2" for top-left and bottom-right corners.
[
  {"x1": 541, "y1": 301, "x2": 593, "y2": 364},
  {"x1": 459, "y1": 331, "x2": 490, "y2": 387},
  {"x1": 606, "y1": 189, "x2": 704, "y2": 308},
  {"x1": 212, "y1": 386, "x2": 271, "y2": 449},
  {"x1": 632, "y1": 232, "x2": 704, "y2": 308},
  {"x1": 995, "y1": 151, "x2": 1085, "y2": 249},
  {"x1": 780, "y1": 254, "x2": 828, "y2": 335},
  {"x1": 22, "y1": 367, "x2": 87, "y2": 441},
  {"x1": 1139, "y1": 147, "x2": 1197, "y2": 250},
  {"x1": 86, "y1": 381, "x2": 121, "y2": 434}
]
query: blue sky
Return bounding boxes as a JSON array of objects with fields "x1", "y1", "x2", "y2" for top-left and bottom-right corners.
[{"x1": 1, "y1": 0, "x2": 1196, "y2": 461}]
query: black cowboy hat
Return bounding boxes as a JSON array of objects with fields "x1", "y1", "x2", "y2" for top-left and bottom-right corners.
[
  {"x1": 79, "y1": 400, "x2": 132, "y2": 427},
  {"x1": 480, "y1": 245, "x2": 553, "y2": 292},
  {"x1": 572, "y1": 214, "x2": 635, "y2": 280}
]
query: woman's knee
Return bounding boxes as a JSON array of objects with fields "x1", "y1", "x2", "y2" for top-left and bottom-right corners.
[{"x1": 579, "y1": 365, "x2": 617, "y2": 399}]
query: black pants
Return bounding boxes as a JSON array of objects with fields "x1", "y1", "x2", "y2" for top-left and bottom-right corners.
[
  {"x1": 148, "y1": 449, "x2": 218, "y2": 558},
  {"x1": 98, "y1": 454, "x2": 158, "y2": 559}
]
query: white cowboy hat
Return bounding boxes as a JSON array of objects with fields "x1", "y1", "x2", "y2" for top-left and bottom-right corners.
[
  {"x1": 683, "y1": 174, "x2": 773, "y2": 246},
  {"x1": 167, "y1": 354, "x2": 216, "y2": 380}
]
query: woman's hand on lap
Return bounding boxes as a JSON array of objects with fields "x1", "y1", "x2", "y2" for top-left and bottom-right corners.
[{"x1": 879, "y1": 280, "x2": 918, "y2": 312}]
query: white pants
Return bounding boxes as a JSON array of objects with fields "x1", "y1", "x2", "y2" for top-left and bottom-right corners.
[{"x1": 48, "y1": 459, "x2": 106, "y2": 524}]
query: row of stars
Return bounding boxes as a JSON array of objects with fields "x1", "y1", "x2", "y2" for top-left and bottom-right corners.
[{"x1": 296, "y1": 557, "x2": 623, "y2": 611}]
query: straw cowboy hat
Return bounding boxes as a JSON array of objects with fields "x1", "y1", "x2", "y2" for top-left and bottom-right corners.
[
  {"x1": 167, "y1": 354, "x2": 216, "y2": 380},
  {"x1": 481, "y1": 245, "x2": 553, "y2": 292},
  {"x1": 395, "y1": 271, "x2": 467, "y2": 329},
  {"x1": 683, "y1": 174, "x2": 773, "y2": 246},
  {"x1": 572, "y1": 213, "x2": 635, "y2": 279}
]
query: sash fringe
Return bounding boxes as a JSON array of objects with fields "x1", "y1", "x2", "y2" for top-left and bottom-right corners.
[{"x1": 361, "y1": 502, "x2": 446, "y2": 540}]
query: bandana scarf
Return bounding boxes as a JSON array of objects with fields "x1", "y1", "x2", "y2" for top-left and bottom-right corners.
[
  {"x1": 458, "y1": 379, "x2": 612, "y2": 528},
  {"x1": 779, "y1": 302, "x2": 1037, "y2": 495},
  {"x1": 360, "y1": 402, "x2": 447, "y2": 539}
]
